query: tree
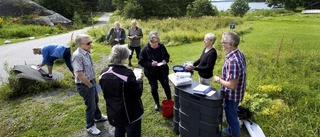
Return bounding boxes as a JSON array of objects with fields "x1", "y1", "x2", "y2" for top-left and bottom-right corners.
[
  {"x1": 266, "y1": 0, "x2": 320, "y2": 10},
  {"x1": 97, "y1": 0, "x2": 116, "y2": 12},
  {"x1": 230, "y1": 0, "x2": 250, "y2": 17},
  {"x1": 112, "y1": 0, "x2": 197, "y2": 19},
  {"x1": 122, "y1": 0, "x2": 145, "y2": 19},
  {"x1": 186, "y1": 0, "x2": 218, "y2": 17}
]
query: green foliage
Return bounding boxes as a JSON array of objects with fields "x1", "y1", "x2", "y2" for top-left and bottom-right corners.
[
  {"x1": 112, "y1": 0, "x2": 195, "y2": 19},
  {"x1": 244, "y1": 9, "x2": 294, "y2": 20},
  {"x1": 72, "y1": 11, "x2": 84, "y2": 29},
  {"x1": 92, "y1": 15, "x2": 244, "y2": 46},
  {"x1": 0, "y1": 24, "x2": 62, "y2": 39},
  {"x1": 0, "y1": 17, "x2": 3, "y2": 28},
  {"x1": 36, "y1": 0, "x2": 85, "y2": 19},
  {"x1": 186, "y1": 0, "x2": 218, "y2": 17},
  {"x1": 0, "y1": 72, "x2": 67, "y2": 100},
  {"x1": 122, "y1": 0, "x2": 145, "y2": 19},
  {"x1": 231, "y1": 0, "x2": 250, "y2": 17},
  {"x1": 97, "y1": 0, "x2": 116, "y2": 12},
  {"x1": 1, "y1": 13, "x2": 320, "y2": 137},
  {"x1": 265, "y1": 0, "x2": 319, "y2": 10}
]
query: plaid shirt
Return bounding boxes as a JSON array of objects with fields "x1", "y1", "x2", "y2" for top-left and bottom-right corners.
[
  {"x1": 71, "y1": 48, "x2": 95, "y2": 84},
  {"x1": 221, "y1": 48, "x2": 246, "y2": 102}
]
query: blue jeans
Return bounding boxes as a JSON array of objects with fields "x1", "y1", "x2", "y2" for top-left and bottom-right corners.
[
  {"x1": 224, "y1": 100, "x2": 240, "y2": 137},
  {"x1": 114, "y1": 119, "x2": 141, "y2": 137},
  {"x1": 76, "y1": 82, "x2": 102, "y2": 128}
]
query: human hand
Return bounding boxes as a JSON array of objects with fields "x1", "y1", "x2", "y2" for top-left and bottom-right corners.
[
  {"x1": 136, "y1": 73, "x2": 144, "y2": 81},
  {"x1": 186, "y1": 65, "x2": 194, "y2": 71},
  {"x1": 37, "y1": 64, "x2": 43, "y2": 67},
  {"x1": 152, "y1": 60, "x2": 158, "y2": 67},
  {"x1": 162, "y1": 60, "x2": 167, "y2": 65},
  {"x1": 213, "y1": 76, "x2": 220, "y2": 83}
]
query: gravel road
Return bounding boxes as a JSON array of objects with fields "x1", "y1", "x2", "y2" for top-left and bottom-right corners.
[{"x1": 0, "y1": 13, "x2": 110, "y2": 82}]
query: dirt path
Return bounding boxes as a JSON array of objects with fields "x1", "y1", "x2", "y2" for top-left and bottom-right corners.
[{"x1": 0, "y1": 13, "x2": 110, "y2": 82}]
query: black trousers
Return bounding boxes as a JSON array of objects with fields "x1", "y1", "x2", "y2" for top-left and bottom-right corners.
[
  {"x1": 129, "y1": 46, "x2": 141, "y2": 60},
  {"x1": 146, "y1": 71, "x2": 172, "y2": 105}
]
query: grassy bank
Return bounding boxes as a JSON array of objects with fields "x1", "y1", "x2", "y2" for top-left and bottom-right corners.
[{"x1": 0, "y1": 11, "x2": 320, "y2": 136}]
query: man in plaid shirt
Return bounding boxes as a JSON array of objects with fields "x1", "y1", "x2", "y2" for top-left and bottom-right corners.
[{"x1": 214, "y1": 32, "x2": 247, "y2": 137}]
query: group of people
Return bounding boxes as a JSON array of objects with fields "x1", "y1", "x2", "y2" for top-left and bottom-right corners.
[
  {"x1": 106, "y1": 20, "x2": 143, "y2": 67},
  {"x1": 32, "y1": 19, "x2": 247, "y2": 137}
]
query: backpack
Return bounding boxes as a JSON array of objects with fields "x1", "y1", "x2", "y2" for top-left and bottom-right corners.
[{"x1": 237, "y1": 106, "x2": 253, "y2": 120}]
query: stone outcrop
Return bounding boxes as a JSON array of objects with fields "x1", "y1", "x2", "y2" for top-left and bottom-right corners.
[{"x1": 0, "y1": 0, "x2": 72, "y2": 26}]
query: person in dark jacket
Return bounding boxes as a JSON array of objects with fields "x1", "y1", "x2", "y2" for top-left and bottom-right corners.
[
  {"x1": 99, "y1": 44, "x2": 144, "y2": 137},
  {"x1": 106, "y1": 21, "x2": 126, "y2": 46},
  {"x1": 186, "y1": 33, "x2": 217, "y2": 86},
  {"x1": 138, "y1": 31, "x2": 172, "y2": 111}
]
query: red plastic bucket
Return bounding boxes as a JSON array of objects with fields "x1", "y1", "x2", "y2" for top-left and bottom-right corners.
[{"x1": 162, "y1": 100, "x2": 174, "y2": 118}]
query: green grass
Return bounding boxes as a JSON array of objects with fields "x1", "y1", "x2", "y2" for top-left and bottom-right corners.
[{"x1": 1, "y1": 12, "x2": 320, "y2": 136}]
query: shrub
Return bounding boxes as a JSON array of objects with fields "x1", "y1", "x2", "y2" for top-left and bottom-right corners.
[
  {"x1": 122, "y1": 0, "x2": 145, "y2": 19},
  {"x1": 0, "y1": 17, "x2": 4, "y2": 28},
  {"x1": 230, "y1": 0, "x2": 250, "y2": 17},
  {"x1": 244, "y1": 9, "x2": 294, "y2": 20},
  {"x1": 186, "y1": 0, "x2": 218, "y2": 17}
]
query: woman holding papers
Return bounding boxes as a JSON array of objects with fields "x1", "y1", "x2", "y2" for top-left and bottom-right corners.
[
  {"x1": 186, "y1": 33, "x2": 217, "y2": 86},
  {"x1": 99, "y1": 44, "x2": 144, "y2": 136},
  {"x1": 139, "y1": 31, "x2": 172, "y2": 111}
]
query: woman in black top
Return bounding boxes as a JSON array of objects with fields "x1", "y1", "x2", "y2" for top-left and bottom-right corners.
[
  {"x1": 138, "y1": 31, "x2": 171, "y2": 111},
  {"x1": 186, "y1": 33, "x2": 217, "y2": 86},
  {"x1": 99, "y1": 44, "x2": 144, "y2": 136}
]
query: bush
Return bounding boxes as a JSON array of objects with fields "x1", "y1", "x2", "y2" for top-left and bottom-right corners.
[
  {"x1": 186, "y1": 0, "x2": 218, "y2": 17},
  {"x1": 122, "y1": 0, "x2": 145, "y2": 19},
  {"x1": 230, "y1": 0, "x2": 250, "y2": 17},
  {"x1": 244, "y1": 9, "x2": 294, "y2": 20},
  {"x1": 0, "y1": 17, "x2": 4, "y2": 28}
]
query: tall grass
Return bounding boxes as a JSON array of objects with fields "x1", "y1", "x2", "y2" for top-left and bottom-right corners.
[
  {"x1": 88, "y1": 16, "x2": 245, "y2": 46},
  {"x1": 0, "y1": 11, "x2": 319, "y2": 136}
]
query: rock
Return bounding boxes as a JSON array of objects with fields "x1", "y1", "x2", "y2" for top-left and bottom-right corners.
[
  {"x1": 0, "y1": 0, "x2": 72, "y2": 26},
  {"x1": 12, "y1": 64, "x2": 64, "y2": 82},
  {"x1": 4, "y1": 40, "x2": 12, "y2": 44}
]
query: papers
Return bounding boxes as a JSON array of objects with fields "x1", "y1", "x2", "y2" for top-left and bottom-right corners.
[
  {"x1": 95, "y1": 83, "x2": 102, "y2": 94},
  {"x1": 206, "y1": 90, "x2": 216, "y2": 97},
  {"x1": 168, "y1": 73, "x2": 192, "y2": 86},
  {"x1": 193, "y1": 84, "x2": 212, "y2": 95},
  {"x1": 133, "y1": 68, "x2": 143, "y2": 80},
  {"x1": 175, "y1": 72, "x2": 191, "y2": 78},
  {"x1": 157, "y1": 62, "x2": 164, "y2": 66},
  {"x1": 31, "y1": 65, "x2": 40, "y2": 70}
]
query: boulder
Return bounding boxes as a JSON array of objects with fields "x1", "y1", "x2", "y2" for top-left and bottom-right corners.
[
  {"x1": 12, "y1": 64, "x2": 64, "y2": 82},
  {"x1": 0, "y1": 0, "x2": 72, "y2": 26}
]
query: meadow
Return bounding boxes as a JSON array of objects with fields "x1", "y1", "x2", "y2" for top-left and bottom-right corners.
[{"x1": 0, "y1": 10, "x2": 319, "y2": 136}]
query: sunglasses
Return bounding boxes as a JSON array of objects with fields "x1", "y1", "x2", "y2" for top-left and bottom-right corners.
[{"x1": 86, "y1": 41, "x2": 92, "y2": 45}]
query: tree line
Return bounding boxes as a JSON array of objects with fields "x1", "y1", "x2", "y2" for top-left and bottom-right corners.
[{"x1": 33, "y1": 0, "x2": 318, "y2": 23}]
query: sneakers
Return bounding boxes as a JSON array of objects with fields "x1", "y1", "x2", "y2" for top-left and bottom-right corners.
[
  {"x1": 221, "y1": 129, "x2": 232, "y2": 136},
  {"x1": 94, "y1": 115, "x2": 108, "y2": 122},
  {"x1": 41, "y1": 73, "x2": 52, "y2": 80},
  {"x1": 87, "y1": 124, "x2": 101, "y2": 135},
  {"x1": 154, "y1": 104, "x2": 160, "y2": 111}
]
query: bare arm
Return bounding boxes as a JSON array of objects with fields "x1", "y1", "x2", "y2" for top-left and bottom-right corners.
[
  {"x1": 214, "y1": 76, "x2": 238, "y2": 90},
  {"x1": 75, "y1": 71, "x2": 93, "y2": 88}
]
